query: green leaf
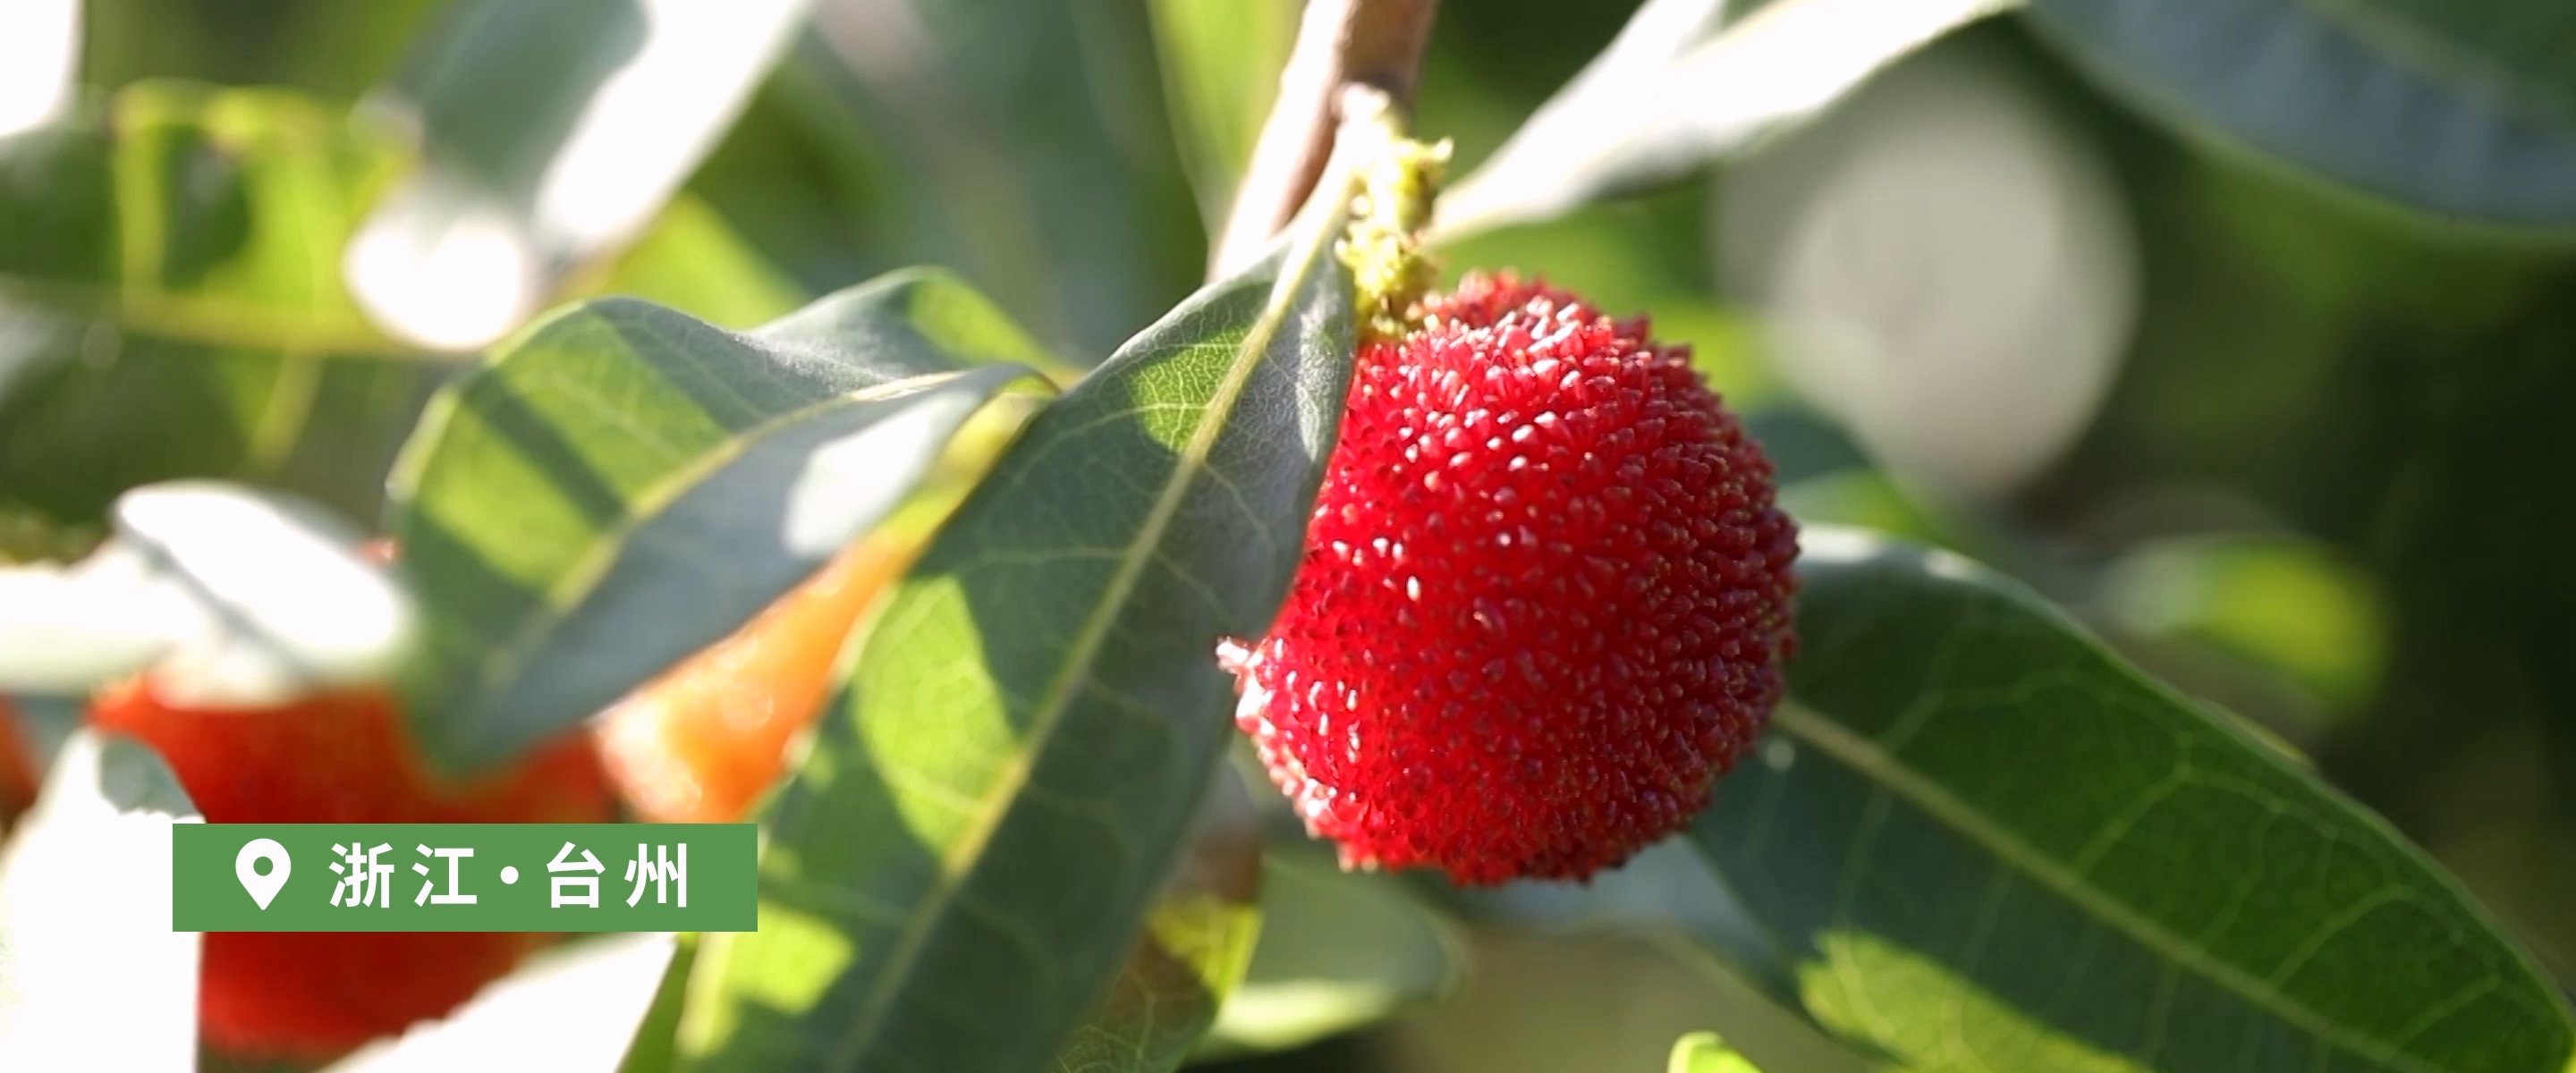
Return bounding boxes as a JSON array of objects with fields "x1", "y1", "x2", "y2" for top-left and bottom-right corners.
[
  {"x1": 388, "y1": 268, "x2": 1054, "y2": 774},
  {"x1": 344, "y1": 0, "x2": 812, "y2": 349},
  {"x1": 0, "y1": 731, "x2": 203, "y2": 1070},
  {"x1": 327, "y1": 933, "x2": 681, "y2": 1073},
  {"x1": 1199, "y1": 847, "x2": 1463, "y2": 1059},
  {"x1": 1693, "y1": 528, "x2": 2576, "y2": 1072},
  {"x1": 2022, "y1": 0, "x2": 2576, "y2": 228},
  {"x1": 679, "y1": 219, "x2": 1357, "y2": 1070},
  {"x1": 1052, "y1": 781, "x2": 1266, "y2": 1073},
  {"x1": 1658, "y1": 936, "x2": 1882, "y2": 1073},
  {"x1": 1669, "y1": 1032, "x2": 1766, "y2": 1073},
  {"x1": 0, "y1": 82, "x2": 457, "y2": 526},
  {"x1": 1055, "y1": 898, "x2": 1259, "y2": 1073},
  {"x1": 620, "y1": 934, "x2": 701, "y2": 1073}
]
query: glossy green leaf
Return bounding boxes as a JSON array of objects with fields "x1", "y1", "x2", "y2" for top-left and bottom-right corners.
[
  {"x1": 345, "y1": 0, "x2": 811, "y2": 349},
  {"x1": 1053, "y1": 895, "x2": 1260, "y2": 1073},
  {"x1": 2023, "y1": 0, "x2": 2576, "y2": 228},
  {"x1": 1199, "y1": 847, "x2": 1463, "y2": 1059},
  {"x1": 388, "y1": 268, "x2": 1054, "y2": 773},
  {"x1": 1657, "y1": 935, "x2": 1882, "y2": 1073},
  {"x1": 680, "y1": 215, "x2": 1356, "y2": 1070},
  {"x1": 0, "y1": 731, "x2": 202, "y2": 1070},
  {"x1": 0, "y1": 82, "x2": 457, "y2": 527},
  {"x1": 1694, "y1": 528, "x2": 2576, "y2": 1071}
]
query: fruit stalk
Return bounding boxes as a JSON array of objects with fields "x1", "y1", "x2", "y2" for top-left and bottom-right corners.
[{"x1": 1210, "y1": 0, "x2": 1442, "y2": 279}]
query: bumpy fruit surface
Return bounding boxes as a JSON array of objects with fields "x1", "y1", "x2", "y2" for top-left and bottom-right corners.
[
  {"x1": 1223, "y1": 274, "x2": 1799, "y2": 885},
  {"x1": 598, "y1": 531, "x2": 915, "y2": 824},
  {"x1": 88, "y1": 680, "x2": 616, "y2": 1062}
]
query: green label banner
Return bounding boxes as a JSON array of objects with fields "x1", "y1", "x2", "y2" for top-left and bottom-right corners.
[{"x1": 172, "y1": 824, "x2": 758, "y2": 932}]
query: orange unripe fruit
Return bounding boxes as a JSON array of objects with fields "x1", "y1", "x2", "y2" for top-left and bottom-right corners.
[{"x1": 597, "y1": 531, "x2": 916, "y2": 824}]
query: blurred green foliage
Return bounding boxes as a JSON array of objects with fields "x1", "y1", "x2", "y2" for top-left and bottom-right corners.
[{"x1": 16, "y1": 0, "x2": 2576, "y2": 1068}]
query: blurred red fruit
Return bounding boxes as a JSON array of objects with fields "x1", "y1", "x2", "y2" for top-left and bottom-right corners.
[
  {"x1": 0, "y1": 697, "x2": 36, "y2": 832},
  {"x1": 88, "y1": 680, "x2": 616, "y2": 1062}
]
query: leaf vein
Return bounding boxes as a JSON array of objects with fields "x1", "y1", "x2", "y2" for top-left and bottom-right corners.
[{"x1": 1774, "y1": 702, "x2": 2455, "y2": 1073}]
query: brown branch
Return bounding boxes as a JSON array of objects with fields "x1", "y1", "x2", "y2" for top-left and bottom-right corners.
[{"x1": 1208, "y1": 0, "x2": 1440, "y2": 280}]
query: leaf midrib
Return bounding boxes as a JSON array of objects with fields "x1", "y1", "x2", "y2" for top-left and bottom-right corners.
[
  {"x1": 1764, "y1": 701, "x2": 2453, "y2": 1073},
  {"x1": 821, "y1": 231, "x2": 1349, "y2": 1067}
]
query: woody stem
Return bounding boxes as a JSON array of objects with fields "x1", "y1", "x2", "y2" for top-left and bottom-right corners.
[{"x1": 1209, "y1": 0, "x2": 1441, "y2": 281}]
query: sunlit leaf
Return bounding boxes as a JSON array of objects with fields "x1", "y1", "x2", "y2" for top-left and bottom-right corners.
[
  {"x1": 680, "y1": 198, "x2": 1356, "y2": 1072},
  {"x1": 1052, "y1": 780, "x2": 1265, "y2": 1073},
  {"x1": 389, "y1": 268, "x2": 1055, "y2": 774},
  {"x1": 1694, "y1": 528, "x2": 2576, "y2": 1071},
  {"x1": 0, "y1": 82, "x2": 457, "y2": 527},
  {"x1": 619, "y1": 933, "x2": 699, "y2": 1073},
  {"x1": 1669, "y1": 1031, "x2": 1765, "y2": 1073}
]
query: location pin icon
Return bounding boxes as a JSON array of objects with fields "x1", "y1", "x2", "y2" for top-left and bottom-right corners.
[{"x1": 235, "y1": 838, "x2": 292, "y2": 909}]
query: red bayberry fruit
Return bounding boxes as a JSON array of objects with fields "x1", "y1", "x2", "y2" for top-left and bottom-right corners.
[
  {"x1": 1222, "y1": 273, "x2": 1799, "y2": 885},
  {"x1": 88, "y1": 680, "x2": 617, "y2": 1062}
]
